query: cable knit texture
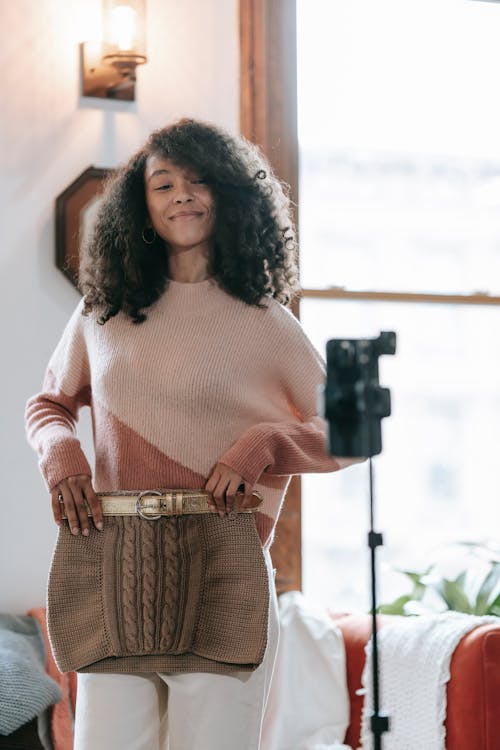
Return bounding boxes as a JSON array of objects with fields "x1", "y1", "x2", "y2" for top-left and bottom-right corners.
[
  {"x1": 25, "y1": 278, "x2": 359, "y2": 674},
  {"x1": 47, "y1": 513, "x2": 270, "y2": 674}
]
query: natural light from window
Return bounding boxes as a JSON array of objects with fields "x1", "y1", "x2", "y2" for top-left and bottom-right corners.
[{"x1": 297, "y1": 0, "x2": 500, "y2": 613}]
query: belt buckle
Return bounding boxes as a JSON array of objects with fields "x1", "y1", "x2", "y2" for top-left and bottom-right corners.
[{"x1": 136, "y1": 490, "x2": 163, "y2": 521}]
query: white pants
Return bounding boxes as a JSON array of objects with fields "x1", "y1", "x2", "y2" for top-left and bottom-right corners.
[{"x1": 74, "y1": 550, "x2": 279, "y2": 750}]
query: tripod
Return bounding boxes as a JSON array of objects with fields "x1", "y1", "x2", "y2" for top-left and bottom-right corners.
[{"x1": 324, "y1": 331, "x2": 396, "y2": 748}]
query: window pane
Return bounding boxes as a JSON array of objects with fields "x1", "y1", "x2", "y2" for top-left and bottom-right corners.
[
  {"x1": 297, "y1": 0, "x2": 500, "y2": 295},
  {"x1": 300, "y1": 297, "x2": 500, "y2": 611}
]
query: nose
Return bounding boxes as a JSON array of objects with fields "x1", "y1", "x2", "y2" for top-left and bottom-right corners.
[{"x1": 173, "y1": 180, "x2": 194, "y2": 204}]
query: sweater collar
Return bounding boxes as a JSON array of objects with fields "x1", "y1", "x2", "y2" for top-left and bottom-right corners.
[{"x1": 156, "y1": 277, "x2": 228, "y2": 315}]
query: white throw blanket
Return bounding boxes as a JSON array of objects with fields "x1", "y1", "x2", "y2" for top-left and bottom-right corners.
[
  {"x1": 262, "y1": 591, "x2": 352, "y2": 750},
  {"x1": 360, "y1": 612, "x2": 498, "y2": 749}
]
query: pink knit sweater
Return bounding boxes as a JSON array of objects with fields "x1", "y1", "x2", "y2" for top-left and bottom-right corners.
[{"x1": 25, "y1": 278, "x2": 358, "y2": 548}]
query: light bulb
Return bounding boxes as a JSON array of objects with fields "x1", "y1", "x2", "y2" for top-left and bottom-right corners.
[{"x1": 110, "y1": 5, "x2": 137, "y2": 51}]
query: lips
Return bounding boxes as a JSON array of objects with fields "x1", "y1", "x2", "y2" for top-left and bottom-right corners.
[{"x1": 170, "y1": 211, "x2": 203, "y2": 220}]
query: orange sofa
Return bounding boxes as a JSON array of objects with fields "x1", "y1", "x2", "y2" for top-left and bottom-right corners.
[
  {"x1": 332, "y1": 614, "x2": 500, "y2": 750},
  {"x1": 8, "y1": 608, "x2": 499, "y2": 750}
]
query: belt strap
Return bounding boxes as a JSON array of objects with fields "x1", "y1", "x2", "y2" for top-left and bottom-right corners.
[{"x1": 59, "y1": 489, "x2": 263, "y2": 521}]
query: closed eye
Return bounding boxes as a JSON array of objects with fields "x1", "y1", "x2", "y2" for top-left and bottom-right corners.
[{"x1": 154, "y1": 184, "x2": 172, "y2": 191}]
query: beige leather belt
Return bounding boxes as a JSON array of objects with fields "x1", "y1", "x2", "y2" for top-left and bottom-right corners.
[{"x1": 59, "y1": 489, "x2": 263, "y2": 521}]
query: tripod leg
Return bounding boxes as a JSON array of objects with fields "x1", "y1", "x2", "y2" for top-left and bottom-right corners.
[{"x1": 367, "y1": 458, "x2": 390, "y2": 747}]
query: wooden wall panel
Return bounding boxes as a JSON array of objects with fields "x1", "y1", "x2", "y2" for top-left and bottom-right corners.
[
  {"x1": 240, "y1": 0, "x2": 298, "y2": 209},
  {"x1": 240, "y1": 0, "x2": 301, "y2": 594}
]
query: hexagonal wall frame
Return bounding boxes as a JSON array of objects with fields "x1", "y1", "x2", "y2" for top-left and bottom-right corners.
[{"x1": 55, "y1": 166, "x2": 113, "y2": 289}]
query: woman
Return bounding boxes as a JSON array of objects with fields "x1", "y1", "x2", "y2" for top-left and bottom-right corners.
[{"x1": 25, "y1": 119, "x2": 357, "y2": 750}]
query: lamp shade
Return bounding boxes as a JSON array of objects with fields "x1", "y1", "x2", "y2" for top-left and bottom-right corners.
[{"x1": 102, "y1": 0, "x2": 147, "y2": 64}]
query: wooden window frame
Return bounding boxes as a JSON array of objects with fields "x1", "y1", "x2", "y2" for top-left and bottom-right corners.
[
  {"x1": 239, "y1": 0, "x2": 500, "y2": 595},
  {"x1": 240, "y1": 0, "x2": 301, "y2": 593}
]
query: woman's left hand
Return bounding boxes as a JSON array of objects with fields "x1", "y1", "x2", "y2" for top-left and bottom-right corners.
[{"x1": 204, "y1": 462, "x2": 255, "y2": 518}]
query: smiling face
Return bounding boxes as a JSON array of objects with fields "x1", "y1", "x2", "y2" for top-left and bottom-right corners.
[{"x1": 144, "y1": 154, "x2": 216, "y2": 258}]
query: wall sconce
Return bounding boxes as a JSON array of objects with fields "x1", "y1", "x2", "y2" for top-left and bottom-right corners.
[{"x1": 81, "y1": 0, "x2": 147, "y2": 101}]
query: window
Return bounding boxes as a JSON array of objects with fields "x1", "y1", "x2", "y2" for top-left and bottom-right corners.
[{"x1": 297, "y1": 0, "x2": 500, "y2": 611}]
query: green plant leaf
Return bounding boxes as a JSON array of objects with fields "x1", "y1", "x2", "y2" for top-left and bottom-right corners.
[
  {"x1": 474, "y1": 564, "x2": 500, "y2": 616},
  {"x1": 412, "y1": 582, "x2": 426, "y2": 601},
  {"x1": 434, "y1": 579, "x2": 472, "y2": 613},
  {"x1": 487, "y1": 592, "x2": 500, "y2": 617},
  {"x1": 377, "y1": 595, "x2": 412, "y2": 616},
  {"x1": 455, "y1": 571, "x2": 467, "y2": 588},
  {"x1": 396, "y1": 566, "x2": 433, "y2": 582},
  {"x1": 394, "y1": 567, "x2": 433, "y2": 601},
  {"x1": 397, "y1": 570, "x2": 425, "y2": 583},
  {"x1": 377, "y1": 545, "x2": 500, "y2": 618}
]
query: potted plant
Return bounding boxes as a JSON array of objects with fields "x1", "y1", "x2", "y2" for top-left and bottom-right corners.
[{"x1": 378, "y1": 540, "x2": 500, "y2": 616}]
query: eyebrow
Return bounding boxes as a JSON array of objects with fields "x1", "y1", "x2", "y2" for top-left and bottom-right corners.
[{"x1": 147, "y1": 169, "x2": 171, "y2": 182}]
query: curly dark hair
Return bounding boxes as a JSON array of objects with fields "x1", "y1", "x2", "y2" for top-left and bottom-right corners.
[{"x1": 79, "y1": 118, "x2": 300, "y2": 324}]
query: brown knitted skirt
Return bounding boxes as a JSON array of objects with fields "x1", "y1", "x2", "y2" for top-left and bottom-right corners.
[{"x1": 47, "y1": 513, "x2": 270, "y2": 675}]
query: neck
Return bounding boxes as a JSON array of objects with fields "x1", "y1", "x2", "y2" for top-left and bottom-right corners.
[{"x1": 167, "y1": 245, "x2": 211, "y2": 283}]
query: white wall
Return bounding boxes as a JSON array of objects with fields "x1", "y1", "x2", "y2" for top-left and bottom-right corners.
[{"x1": 0, "y1": 0, "x2": 239, "y2": 613}]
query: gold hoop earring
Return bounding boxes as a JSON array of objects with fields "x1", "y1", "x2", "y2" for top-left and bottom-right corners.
[{"x1": 142, "y1": 226, "x2": 157, "y2": 245}]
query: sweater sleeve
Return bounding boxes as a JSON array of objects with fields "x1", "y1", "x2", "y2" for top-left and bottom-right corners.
[
  {"x1": 24, "y1": 300, "x2": 93, "y2": 492},
  {"x1": 219, "y1": 300, "x2": 365, "y2": 485}
]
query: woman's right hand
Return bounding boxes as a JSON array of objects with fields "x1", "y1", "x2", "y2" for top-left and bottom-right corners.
[{"x1": 51, "y1": 475, "x2": 103, "y2": 536}]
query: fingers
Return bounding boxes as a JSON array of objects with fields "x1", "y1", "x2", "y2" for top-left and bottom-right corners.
[
  {"x1": 53, "y1": 475, "x2": 102, "y2": 536},
  {"x1": 224, "y1": 477, "x2": 242, "y2": 517},
  {"x1": 83, "y1": 477, "x2": 103, "y2": 531},
  {"x1": 51, "y1": 489, "x2": 63, "y2": 526},
  {"x1": 204, "y1": 469, "x2": 219, "y2": 514},
  {"x1": 240, "y1": 482, "x2": 256, "y2": 509},
  {"x1": 204, "y1": 464, "x2": 254, "y2": 518},
  {"x1": 204, "y1": 466, "x2": 226, "y2": 517},
  {"x1": 65, "y1": 477, "x2": 89, "y2": 536}
]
